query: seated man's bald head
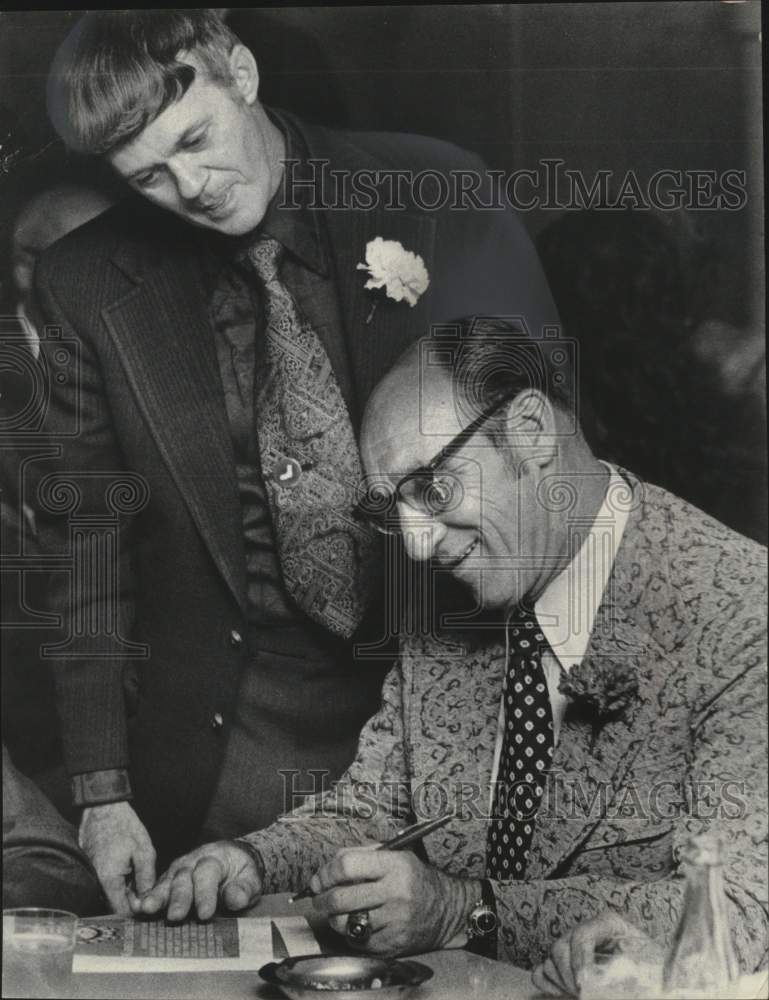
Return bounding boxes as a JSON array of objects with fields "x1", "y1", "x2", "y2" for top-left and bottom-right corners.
[
  {"x1": 361, "y1": 340, "x2": 426, "y2": 469},
  {"x1": 361, "y1": 317, "x2": 578, "y2": 477}
]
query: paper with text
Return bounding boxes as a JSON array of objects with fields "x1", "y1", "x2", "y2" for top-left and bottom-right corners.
[{"x1": 72, "y1": 915, "x2": 319, "y2": 973}]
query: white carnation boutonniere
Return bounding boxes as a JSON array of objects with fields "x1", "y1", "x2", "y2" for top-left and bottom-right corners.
[{"x1": 357, "y1": 237, "x2": 430, "y2": 323}]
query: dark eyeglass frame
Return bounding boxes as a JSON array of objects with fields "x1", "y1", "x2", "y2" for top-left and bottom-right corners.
[{"x1": 354, "y1": 391, "x2": 515, "y2": 535}]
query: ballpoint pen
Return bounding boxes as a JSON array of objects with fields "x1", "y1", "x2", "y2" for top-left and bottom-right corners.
[{"x1": 289, "y1": 811, "x2": 455, "y2": 902}]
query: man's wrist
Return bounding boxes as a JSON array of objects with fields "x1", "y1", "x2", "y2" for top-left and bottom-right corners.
[
  {"x1": 72, "y1": 769, "x2": 132, "y2": 808},
  {"x1": 232, "y1": 838, "x2": 266, "y2": 882},
  {"x1": 438, "y1": 875, "x2": 484, "y2": 948}
]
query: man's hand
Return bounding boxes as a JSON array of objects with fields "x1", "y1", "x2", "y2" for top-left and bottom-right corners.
[
  {"x1": 531, "y1": 912, "x2": 665, "y2": 996},
  {"x1": 130, "y1": 841, "x2": 264, "y2": 922},
  {"x1": 310, "y1": 847, "x2": 473, "y2": 956},
  {"x1": 78, "y1": 802, "x2": 156, "y2": 916}
]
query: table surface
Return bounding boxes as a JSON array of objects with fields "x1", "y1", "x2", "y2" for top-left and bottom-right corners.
[
  {"x1": 63, "y1": 894, "x2": 538, "y2": 1000},
  {"x1": 8, "y1": 896, "x2": 767, "y2": 1000}
]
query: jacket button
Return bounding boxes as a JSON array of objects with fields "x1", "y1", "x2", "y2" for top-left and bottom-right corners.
[
  {"x1": 229, "y1": 629, "x2": 243, "y2": 649},
  {"x1": 211, "y1": 712, "x2": 224, "y2": 731}
]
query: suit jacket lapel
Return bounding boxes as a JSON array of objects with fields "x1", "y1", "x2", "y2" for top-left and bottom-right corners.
[
  {"x1": 526, "y1": 486, "x2": 667, "y2": 879},
  {"x1": 324, "y1": 207, "x2": 435, "y2": 426},
  {"x1": 526, "y1": 613, "x2": 660, "y2": 879},
  {"x1": 288, "y1": 114, "x2": 437, "y2": 430},
  {"x1": 102, "y1": 245, "x2": 247, "y2": 613},
  {"x1": 408, "y1": 637, "x2": 506, "y2": 876}
]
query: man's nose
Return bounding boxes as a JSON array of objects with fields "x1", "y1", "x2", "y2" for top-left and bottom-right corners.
[
  {"x1": 398, "y1": 507, "x2": 447, "y2": 562},
  {"x1": 171, "y1": 159, "x2": 207, "y2": 202}
]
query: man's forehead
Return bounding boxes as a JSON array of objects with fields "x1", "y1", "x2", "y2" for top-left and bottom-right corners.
[
  {"x1": 363, "y1": 366, "x2": 464, "y2": 471},
  {"x1": 385, "y1": 363, "x2": 460, "y2": 422},
  {"x1": 108, "y1": 56, "x2": 215, "y2": 172}
]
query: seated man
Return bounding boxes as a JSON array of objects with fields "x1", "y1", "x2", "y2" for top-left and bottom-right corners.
[
  {"x1": 134, "y1": 317, "x2": 768, "y2": 972},
  {"x1": 3, "y1": 745, "x2": 105, "y2": 914}
]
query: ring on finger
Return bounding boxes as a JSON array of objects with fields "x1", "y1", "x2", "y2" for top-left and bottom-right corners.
[{"x1": 345, "y1": 910, "x2": 372, "y2": 944}]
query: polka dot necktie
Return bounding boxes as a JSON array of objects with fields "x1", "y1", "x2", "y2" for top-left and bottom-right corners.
[{"x1": 486, "y1": 605, "x2": 554, "y2": 880}]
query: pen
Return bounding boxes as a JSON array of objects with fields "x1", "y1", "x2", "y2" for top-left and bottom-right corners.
[{"x1": 289, "y1": 811, "x2": 455, "y2": 902}]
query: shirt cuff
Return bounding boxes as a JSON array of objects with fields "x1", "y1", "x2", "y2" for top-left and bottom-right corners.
[{"x1": 71, "y1": 769, "x2": 133, "y2": 807}]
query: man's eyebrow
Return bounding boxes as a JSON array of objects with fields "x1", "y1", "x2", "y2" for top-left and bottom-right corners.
[{"x1": 125, "y1": 118, "x2": 211, "y2": 180}]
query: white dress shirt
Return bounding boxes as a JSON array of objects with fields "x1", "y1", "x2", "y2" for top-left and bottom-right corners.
[{"x1": 489, "y1": 464, "x2": 630, "y2": 805}]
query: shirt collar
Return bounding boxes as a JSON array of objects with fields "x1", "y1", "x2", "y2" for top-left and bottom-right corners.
[
  {"x1": 244, "y1": 109, "x2": 327, "y2": 277},
  {"x1": 534, "y1": 463, "x2": 630, "y2": 670},
  {"x1": 202, "y1": 109, "x2": 328, "y2": 289}
]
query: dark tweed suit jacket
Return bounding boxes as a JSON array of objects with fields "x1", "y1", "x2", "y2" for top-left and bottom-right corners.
[
  {"x1": 26, "y1": 112, "x2": 558, "y2": 857},
  {"x1": 245, "y1": 479, "x2": 768, "y2": 972}
]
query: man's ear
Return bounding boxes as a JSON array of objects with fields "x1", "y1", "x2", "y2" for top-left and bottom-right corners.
[
  {"x1": 502, "y1": 390, "x2": 558, "y2": 469},
  {"x1": 228, "y1": 44, "x2": 260, "y2": 105}
]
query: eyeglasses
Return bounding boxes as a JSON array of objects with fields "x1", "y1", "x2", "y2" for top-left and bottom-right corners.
[{"x1": 354, "y1": 393, "x2": 513, "y2": 536}]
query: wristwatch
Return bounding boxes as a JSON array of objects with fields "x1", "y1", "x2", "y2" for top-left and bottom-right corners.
[{"x1": 465, "y1": 880, "x2": 498, "y2": 957}]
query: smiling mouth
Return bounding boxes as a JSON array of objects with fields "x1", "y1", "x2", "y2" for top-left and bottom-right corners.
[
  {"x1": 442, "y1": 537, "x2": 479, "y2": 570},
  {"x1": 197, "y1": 188, "x2": 232, "y2": 216}
]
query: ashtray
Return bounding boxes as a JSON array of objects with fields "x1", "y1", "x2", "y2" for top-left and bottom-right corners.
[{"x1": 259, "y1": 954, "x2": 434, "y2": 999}]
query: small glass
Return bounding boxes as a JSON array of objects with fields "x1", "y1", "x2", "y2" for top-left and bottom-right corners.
[
  {"x1": 579, "y1": 934, "x2": 664, "y2": 999},
  {"x1": 2, "y1": 908, "x2": 78, "y2": 999}
]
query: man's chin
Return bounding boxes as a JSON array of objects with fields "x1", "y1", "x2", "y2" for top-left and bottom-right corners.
[
  {"x1": 431, "y1": 572, "x2": 511, "y2": 645},
  {"x1": 186, "y1": 214, "x2": 254, "y2": 236},
  {"x1": 440, "y1": 568, "x2": 509, "y2": 613},
  {"x1": 468, "y1": 572, "x2": 518, "y2": 615},
  {"x1": 182, "y1": 202, "x2": 264, "y2": 237}
]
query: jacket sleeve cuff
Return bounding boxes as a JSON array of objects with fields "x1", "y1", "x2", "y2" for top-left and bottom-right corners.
[{"x1": 71, "y1": 769, "x2": 133, "y2": 807}]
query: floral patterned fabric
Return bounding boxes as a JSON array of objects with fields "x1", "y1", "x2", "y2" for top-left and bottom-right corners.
[{"x1": 244, "y1": 478, "x2": 768, "y2": 971}]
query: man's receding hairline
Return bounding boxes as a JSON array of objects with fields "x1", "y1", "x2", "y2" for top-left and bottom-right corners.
[{"x1": 49, "y1": 11, "x2": 242, "y2": 157}]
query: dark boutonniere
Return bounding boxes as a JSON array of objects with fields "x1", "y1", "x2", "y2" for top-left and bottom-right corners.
[{"x1": 558, "y1": 658, "x2": 639, "y2": 721}]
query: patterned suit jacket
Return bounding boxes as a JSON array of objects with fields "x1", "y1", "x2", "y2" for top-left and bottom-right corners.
[
  {"x1": 246, "y1": 479, "x2": 768, "y2": 970},
  {"x1": 24, "y1": 111, "x2": 558, "y2": 856}
]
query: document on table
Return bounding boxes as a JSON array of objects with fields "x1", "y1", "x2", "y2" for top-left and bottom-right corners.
[{"x1": 72, "y1": 915, "x2": 319, "y2": 973}]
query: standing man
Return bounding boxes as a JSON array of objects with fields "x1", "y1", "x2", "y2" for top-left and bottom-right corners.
[{"x1": 29, "y1": 11, "x2": 557, "y2": 912}]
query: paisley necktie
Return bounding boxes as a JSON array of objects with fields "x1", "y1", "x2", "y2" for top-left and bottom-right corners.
[{"x1": 246, "y1": 236, "x2": 376, "y2": 638}]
